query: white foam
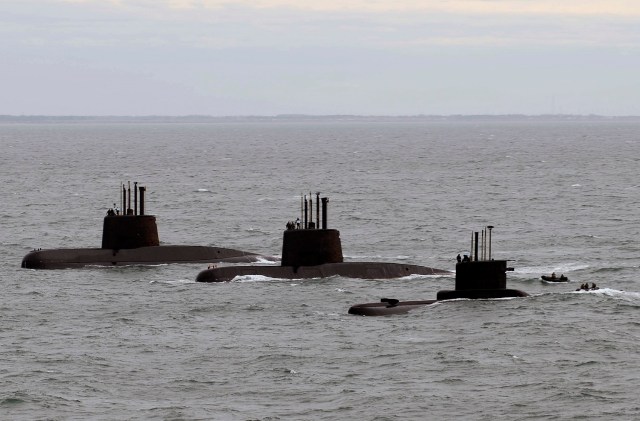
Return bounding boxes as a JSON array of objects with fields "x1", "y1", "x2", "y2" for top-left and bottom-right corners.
[
  {"x1": 254, "y1": 256, "x2": 280, "y2": 264},
  {"x1": 231, "y1": 274, "x2": 305, "y2": 283},
  {"x1": 515, "y1": 263, "x2": 589, "y2": 275},
  {"x1": 398, "y1": 273, "x2": 453, "y2": 280},
  {"x1": 149, "y1": 279, "x2": 196, "y2": 285},
  {"x1": 590, "y1": 288, "x2": 640, "y2": 301}
]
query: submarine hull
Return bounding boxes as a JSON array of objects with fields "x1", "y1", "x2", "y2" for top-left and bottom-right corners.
[
  {"x1": 22, "y1": 245, "x2": 273, "y2": 269},
  {"x1": 348, "y1": 300, "x2": 438, "y2": 316},
  {"x1": 196, "y1": 262, "x2": 449, "y2": 282},
  {"x1": 348, "y1": 253, "x2": 530, "y2": 316},
  {"x1": 348, "y1": 289, "x2": 529, "y2": 316},
  {"x1": 348, "y1": 289, "x2": 529, "y2": 317},
  {"x1": 436, "y1": 289, "x2": 529, "y2": 300}
]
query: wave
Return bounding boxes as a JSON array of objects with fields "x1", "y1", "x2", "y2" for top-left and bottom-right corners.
[
  {"x1": 395, "y1": 273, "x2": 453, "y2": 280},
  {"x1": 0, "y1": 396, "x2": 26, "y2": 406},
  {"x1": 232, "y1": 274, "x2": 288, "y2": 283},
  {"x1": 515, "y1": 263, "x2": 590, "y2": 275},
  {"x1": 243, "y1": 227, "x2": 272, "y2": 235},
  {"x1": 253, "y1": 256, "x2": 280, "y2": 264},
  {"x1": 592, "y1": 266, "x2": 630, "y2": 274},
  {"x1": 149, "y1": 279, "x2": 196, "y2": 285},
  {"x1": 232, "y1": 274, "x2": 349, "y2": 283},
  {"x1": 582, "y1": 287, "x2": 640, "y2": 300},
  {"x1": 85, "y1": 263, "x2": 170, "y2": 269}
]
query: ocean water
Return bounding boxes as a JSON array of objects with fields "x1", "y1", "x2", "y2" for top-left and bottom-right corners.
[{"x1": 1, "y1": 119, "x2": 639, "y2": 420}]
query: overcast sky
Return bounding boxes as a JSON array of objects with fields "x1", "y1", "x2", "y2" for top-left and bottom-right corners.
[{"x1": 1, "y1": 0, "x2": 639, "y2": 116}]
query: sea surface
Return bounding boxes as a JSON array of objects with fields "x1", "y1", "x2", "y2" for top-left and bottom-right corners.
[{"x1": 1, "y1": 119, "x2": 639, "y2": 420}]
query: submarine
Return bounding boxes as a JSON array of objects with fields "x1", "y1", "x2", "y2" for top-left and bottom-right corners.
[
  {"x1": 348, "y1": 226, "x2": 529, "y2": 316},
  {"x1": 21, "y1": 182, "x2": 272, "y2": 269},
  {"x1": 196, "y1": 193, "x2": 448, "y2": 282}
]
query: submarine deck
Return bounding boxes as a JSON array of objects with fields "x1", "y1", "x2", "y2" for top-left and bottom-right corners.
[
  {"x1": 196, "y1": 262, "x2": 450, "y2": 282},
  {"x1": 349, "y1": 289, "x2": 530, "y2": 316},
  {"x1": 22, "y1": 245, "x2": 273, "y2": 269},
  {"x1": 348, "y1": 300, "x2": 438, "y2": 316}
]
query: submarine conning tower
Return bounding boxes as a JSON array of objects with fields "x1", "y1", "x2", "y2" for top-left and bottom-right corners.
[
  {"x1": 101, "y1": 182, "x2": 160, "y2": 249},
  {"x1": 347, "y1": 226, "x2": 527, "y2": 316},
  {"x1": 455, "y1": 227, "x2": 506, "y2": 289},
  {"x1": 437, "y1": 226, "x2": 526, "y2": 300},
  {"x1": 281, "y1": 193, "x2": 343, "y2": 267}
]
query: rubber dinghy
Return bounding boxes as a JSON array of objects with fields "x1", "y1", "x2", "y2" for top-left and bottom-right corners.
[{"x1": 541, "y1": 275, "x2": 569, "y2": 282}]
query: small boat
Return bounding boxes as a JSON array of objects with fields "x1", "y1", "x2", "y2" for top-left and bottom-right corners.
[{"x1": 541, "y1": 275, "x2": 569, "y2": 282}]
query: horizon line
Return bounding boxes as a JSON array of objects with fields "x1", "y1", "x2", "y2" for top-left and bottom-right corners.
[{"x1": 2, "y1": 113, "x2": 640, "y2": 119}]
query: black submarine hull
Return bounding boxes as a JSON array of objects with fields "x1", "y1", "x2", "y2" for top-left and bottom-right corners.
[
  {"x1": 22, "y1": 245, "x2": 272, "y2": 269},
  {"x1": 349, "y1": 300, "x2": 438, "y2": 316},
  {"x1": 348, "y1": 232, "x2": 531, "y2": 317},
  {"x1": 436, "y1": 289, "x2": 529, "y2": 300},
  {"x1": 21, "y1": 183, "x2": 278, "y2": 270},
  {"x1": 196, "y1": 262, "x2": 450, "y2": 282},
  {"x1": 348, "y1": 289, "x2": 529, "y2": 316}
]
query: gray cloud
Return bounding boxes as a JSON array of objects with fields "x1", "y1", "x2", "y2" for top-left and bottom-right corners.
[{"x1": 0, "y1": 0, "x2": 638, "y2": 115}]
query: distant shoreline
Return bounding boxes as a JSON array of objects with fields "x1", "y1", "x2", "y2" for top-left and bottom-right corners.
[{"x1": 1, "y1": 114, "x2": 639, "y2": 124}]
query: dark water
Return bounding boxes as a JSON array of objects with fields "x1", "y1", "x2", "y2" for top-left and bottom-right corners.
[{"x1": 1, "y1": 120, "x2": 639, "y2": 420}]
